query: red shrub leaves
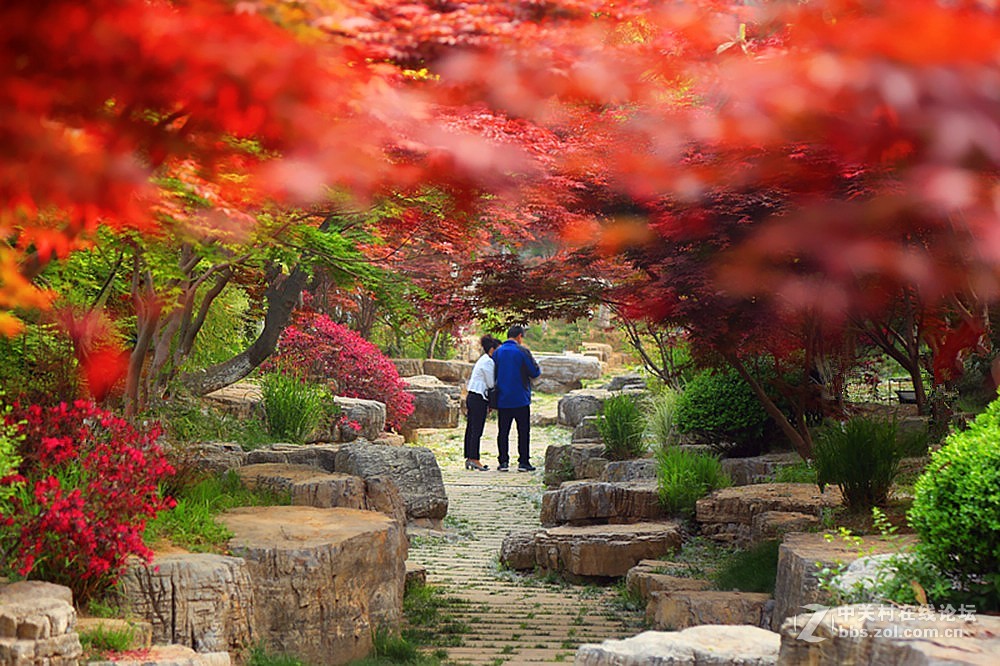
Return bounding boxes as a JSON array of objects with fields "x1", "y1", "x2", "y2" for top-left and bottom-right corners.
[
  {"x1": 270, "y1": 313, "x2": 414, "y2": 430},
  {"x1": 0, "y1": 401, "x2": 174, "y2": 602}
]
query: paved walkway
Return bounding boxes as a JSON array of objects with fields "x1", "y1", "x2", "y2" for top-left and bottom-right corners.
[{"x1": 408, "y1": 406, "x2": 645, "y2": 665}]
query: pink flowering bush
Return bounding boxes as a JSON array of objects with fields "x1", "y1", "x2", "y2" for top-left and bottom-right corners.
[
  {"x1": 0, "y1": 401, "x2": 175, "y2": 602},
  {"x1": 269, "y1": 313, "x2": 414, "y2": 430}
]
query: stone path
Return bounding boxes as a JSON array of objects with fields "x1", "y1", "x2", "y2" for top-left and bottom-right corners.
[{"x1": 408, "y1": 401, "x2": 645, "y2": 666}]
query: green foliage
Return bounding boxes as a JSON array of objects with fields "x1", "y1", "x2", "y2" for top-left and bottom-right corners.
[
  {"x1": 0, "y1": 399, "x2": 21, "y2": 504},
  {"x1": 655, "y1": 446, "x2": 730, "y2": 517},
  {"x1": 401, "y1": 583, "x2": 470, "y2": 648},
  {"x1": 179, "y1": 288, "x2": 255, "y2": 371},
  {"x1": 909, "y1": 399, "x2": 1000, "y2": 609},
  {"x1": 813, "y1": 417, "x2": 904, "y2": 511},
  {"x1": 0, "y1": 324, "x2": 80, "y2": 405},
  {"x1": 152, "y1": 397, "x2": 275, "y2": 450},
  {"x1": 646, "y1": 389, "x2": 681, "y2": 447},
  {"x1": 260, "y1": 371, "x2": 329, "y2": 443},
  {"x1": 773, "y1": 461, "x2": 816, "y2": 484},
  {"x1": 713, "y1": 541, "x2": 780, "y2": 594},
  {"x1": 79, "y1": 624, "x2": 135, "y2": 654},
  {"x1": 247, "y1": 645, "x2": 306, "y2": 666},
  {"x1": 675, "y1": 367, "x2": 769, "y2": 455},
  {"x1": 145, "y1": 471, "x2": 290, "y2": 552},
  {"x1": 346, "y1": 628, "x2": 442, "y2": 665},
  {"x1": 597, "y1": 394, "x2": 647, "y2": 460}
]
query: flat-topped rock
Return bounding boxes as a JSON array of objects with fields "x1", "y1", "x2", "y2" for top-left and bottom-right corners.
[
  {"x1": 0, "y1": 581, "x2": 81, "y2": 665},
  {"x1": 543, "y1": 442, "x2": 606, "y2": 486},
  {"x1": 721, "y1": 452, "x2": 802, "y2": 486},
  {"x1": 696, "y1": 483, "x2": 841, "y2": 546},
  {"x1": 600, "y1": 458, "x2": 657, "y2": 483},
  {"x1": 576, "y1": 626, "x2": 779, "y2": 666},
  {"x1": 779, "y1": 604, "x2": 1000, "y2": 665},
  {"x1": 625, "y1": 561, "x2": 712, "y2": 602},
  {"x1": 539, "y1": 480, "x2": 664, "y2": 527},
  {"x1": 400, "y1": 375, "x2": 461, "y2": 439},
  {"x1": 222, "y1": 506, "x2": 406, "y2": 666},
  {"x1": 422, "y1": 359, "x2": 473, "y2": 384},
  {"x1": 502, "y1": 522, "x2": 683, "y2": 578},
  {"x1": 245, "y1": 442, "x2": 343, "y2": 470},
  {"x1": 773, "y1": 532, "x2": 913, "y2": 631},
  {"x1": 116, "y1": 553, "x2": 254, "y2": 654},
  {"x1": 557, "y1": 389, "x2": 612, "y2": 427},
  {"x1": 310, "y1": 396, "x2": 386, "y2": 442},
  {"x1": 647, "y1": 590, "x2": 773, "y2": 630},
  {"x1": 572, "y1": 416, "x2": 601, "y2": 442},
  {"x1": 237, "y1": 463, "x2": 367, "y2": 508},
  {"x1": 603, "y1": 373, "x2": 647, "y2": 391},
  {"x1": 391, "y1": 358, "x2": 423, "y2": 377},
  {"x1": 184, "y1": 442, "x2": 247, "y2": 476},
  {"x1": 203, "y1": 382, "x2": 262, "y2": 420},
  {"x1": 750, "y1": 511, "x2": 819, "y2": 544},
  {"x1": 581, "y1": 342, "x2": 614, "y2": 363},
  {"x1": 86, "y1": 644, "x2": 231, "y2": 666},
  {"x1": 538, "y1": 354, "x2": 603, "y2": 384}
]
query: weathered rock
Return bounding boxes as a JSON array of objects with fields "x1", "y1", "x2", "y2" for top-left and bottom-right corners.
[
  {"x1": 539, "y1": 480, "x2": 664, "y2": 527},
  {"x1": 647, "y1": 590, "x2": 773, "y2": 630},
  {"x1": 533, "y1": 522, "x2": 683, "y2": 578},
  {"x1": 222, "y1": 506, "x2": 406, "y2": 666},
  {"x1": 557, "y1": 389, "x2": 612, "y2": 427},
  {"x1": 0, "y1": 582, "x2": 81, "y2": 665},
  {"x1": 373, "y1": 432, "x2": 405, "y2": 447},
  {"x1": 531, "y1": 412, "x2": 559, "y2": 427},
  {"x1": 600, "y1": 459, "x2": 658, "y2": 483},
  {"x1": 538, "y1": 354, "x2": 604, "y2": 384},
  {"x1": 75, "y1": 618, "x2": 152, "y2": 650},
  {"x1": 401, "y1": 375, "x2": 461, "y2": 439},
  {"x1": 116, "y1": 553, "x2": 254, "y2": 654},
  {"x1": 721, "y1": 452, "x2": 802, "y2": 486},
  {"x1": 245, "y1": 443, "x2": 342, "y2": 471},
  {"x1": 779, "y1": 603, "x2": 1000, "y2": 665},
  {"x1": 603, "y1": 373, "x2": 647, "y2": 391},
  {"x1": 391, "y1": 359, "x2": 424, "y2": 377},
  {"x1": 583, "y1": 457, "x2": 609, "y2": 479},
  {"x1": 308, "y1": 396, "x2": 386, "y2": 443},
  {"x1": 750, "y1": 511, "x2": 820, "y2": 545},
  {"x1": 499, "y1": 530, "x2": 539, "y2": 571},
  {"x1": 183, "y1": 442, "x2": 248, "y2": 476},
  {"x1": 543, "y1": 442, "x2": 606, "y2": 486},
  {"x1": 696, "y1": 484, "x2": 842, "y2": 547},
  {"x1": 333, "y1": 443, "x2": 447, "y2": 528},
  {"x1": 581, "y1": 342, "x2": 614, "y2": 363},
  {"x1": 422, "y1": 359, "x2": 474, "y2": 384},
  {"x1": 86, "y1": 644, "x2": 231, "y2": 666},
  {"x1": 772, "y1": 533, "x2": 912, "y2": 631},
  {"x1": 533, "y1": 377, "x2": 582, "y2": 394},
  {"x1": 202, "y1": 382, "x2": 262, "y2": 420},
  {"x1": 625, "y1": 561, "x2": 712, "y2": 602},
  {"x1": 576, "y1": 626, "x2": 779, "y2": 666},
  {"x1": 829, "y1": 553, "x2": 909, "y2": 601},
  {"x1": 237, "y1": 463, "x2": 367, "y2": 509},
  {"x1": 404, "y1": 562, "x2": 427, "y2": 592},
  {"x1": 572, "y1": 416, "x2": 601, "y2": 442}
]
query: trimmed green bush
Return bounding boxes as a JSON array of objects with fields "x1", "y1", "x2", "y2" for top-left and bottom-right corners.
[
  {"x1": 675, "y1": 367, "x2": 769, "y2": 456},
  {"x1": 647, "y1": 389, "x2": 681, "y2": 447},
  {"x1": 597, "y1": 394, "x2": 647, "y2": 461},
  {"x1": 909, "y1": 399, "x2": 1000, "y2": 607},
  {"x1": 655, "y1": 446, "x2": 730, "y2": 517},
  {"x1": 813, "y1": 417, "x2": 903, "y2": 511},
  {"x1": 260, "y1": 371, "x2": 329, "y2": 443}
]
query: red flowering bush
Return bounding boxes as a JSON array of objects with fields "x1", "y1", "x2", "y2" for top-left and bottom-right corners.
[
  {"x1": 0, "y1": 401, "x2": 175, "y2": 602},
  {"x1": 268, "y1": 313, "x2": 414, "y2": 430}
]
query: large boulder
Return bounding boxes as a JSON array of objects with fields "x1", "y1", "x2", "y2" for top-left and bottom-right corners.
[
  {"x1": 779, "y1": 604, "x2": 1000, "y2": 665},
  {"x1": 557, "y1": 389, "x2": 612, "y2": 427},
  {"x1": 308, "y1": 396, "x2": 386, "y2": 443},
  {"x1": 581, "y1": 342, "x2": 614, "y2": 363},
  {"x1": 202, "y1": 382, "x2": 262, "y2": 420},
  {"x1": 603, "y1": 373, "x2": 647, "y2": 391},
  {"x1": 245, "y1": 443, "x2": 342, "y2": 470},
  {"x1": 116, "y1": 554, "x2": 254, "y2": 655},
  {"x1": 0, "y1": 581, "x2": 81, "y2": 665},
  {"x1": 181, "y1": 442, "x2": 247, "y2": 477},
  {"x1": 572, "y1": 416, "x2": 601, "y2": 442},
  {"x1": 539, "y1": 480, "x2": 664, "y2": 527},
  {"x1": 222, "y1": 506, "x2": 406, "y2": 666},
  {"x1": 600, "y1": 459, "x2": 657, "y2": 483},
  {"x1": 625, "y1": 560, "x2": 712, "y2": 602},
  {"x1": 538, "y1": 354, "x2": 604, "y2": 384},
  {"x1": 576, "y1": 626, "x2": 779, "y2": 666},
  {"x1": 647, "y1": 590, "x2": 773, "y2": 630},
  {"x1": 772, "y1": 533, "x2": 912, "y2": 631},
  {"x1": 696, "y1": 483, "x2": 842, "y2": 547},
  {"x1": 721, "y1": 452, "x2": 802, "y2": 486},
  {"x1": 543, "y1": 443, "x2": 606, "y2": 487},
  {"x1": 422, "y1": 359, "x2": 473, "y2": 384},
  {"x1": 400, "y1": 375, "x2": 461, "y2": 439},
  {"x1": 502, "y1": 522, "x2": 683, "y2": 578},
  {"x1": 333, "y1": 443, "x2": 448, "y2": 528},
  {"x1": 391, "y1": 359, "x2": 424, "y2": 377}
]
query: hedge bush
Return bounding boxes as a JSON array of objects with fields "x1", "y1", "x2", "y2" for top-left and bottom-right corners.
[
  {"x1": 675, "y1": 367, "x2": 769, "y2": 456},
  {"x1": 909, "y1": 399, "x2": 1000, "y2": 607}
]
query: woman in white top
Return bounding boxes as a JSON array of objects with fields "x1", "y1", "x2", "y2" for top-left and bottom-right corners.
[{"x1": 464, "y1": 335, "x2": 501, "y2": 471}]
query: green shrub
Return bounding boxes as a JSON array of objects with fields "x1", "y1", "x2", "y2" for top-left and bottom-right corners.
[
  {"x1": 773, "y1": 461, "x2": 816, "y2": 484},
  {"x1": 675, "y1": 367, "x2": 769, "y2": 456},
  {"x1": 260, "y1": 371, "x2": 329, "y2": 443},
  {"x1": 247, "y1": 645, "x2": 306, "y2": 666},
  {"x1": 647, "y1": 389, "x2": 681, "y2": 447},
  {"x1": 713, "y1": 540, "x2": 780, "y2": 594},
  {"x1": 909, "y1": 399, "x2": 1000, "y2": 609},
  {"x1": 813, "y1": 417, "x2": 904, "y2": 511},
  {"x1": 0, "y1": 398, "x2": 22, "y2": 504},
  {"x1": 597, "y1": 394, "x2": 647, "y2": 461},
  {"x1": 79, "y1": 624, "x2": 135, "y2": 655},
  {"x1": 655, "y1": 446, "x2": 730, "y2": 517}
]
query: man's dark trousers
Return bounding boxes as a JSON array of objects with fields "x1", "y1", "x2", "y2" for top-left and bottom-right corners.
[{"x1": 497, "y1": 405, "x2": 531, "y2": 468}]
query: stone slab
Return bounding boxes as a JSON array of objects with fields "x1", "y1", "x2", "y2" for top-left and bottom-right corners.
[
  {"x1": 539, "y1": 480, "x2": 664, "y2": 527},
  {"x1": 647, "y1": 590, "x2": 773, "y2": 630},
  {"x1": 576, "y1": 625, "x2": 779, "y2": 665},
  {"x1": 533, "y1": 522, "x2": 683, "y2": 578}
]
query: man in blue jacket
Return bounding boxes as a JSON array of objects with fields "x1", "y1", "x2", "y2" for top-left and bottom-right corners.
[{"x1": 493, "y1": 324, "x2": 542, "y2": 472}]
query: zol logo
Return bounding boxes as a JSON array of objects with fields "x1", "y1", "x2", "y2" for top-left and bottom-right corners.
[{"x1": 794, "y1": 604, "x2": 832, "y2": 643}]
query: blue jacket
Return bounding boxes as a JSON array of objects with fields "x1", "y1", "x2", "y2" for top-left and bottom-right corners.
[{"x1": 493, "y1": 340, "x2": 541, "y2": 409}]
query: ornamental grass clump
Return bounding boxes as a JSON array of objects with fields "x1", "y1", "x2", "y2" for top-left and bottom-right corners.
[
  {"x1": 597, "y1": 393, "x2": 647, "y2": 460},
  {"x1": 813, "y1": 417, "x2": 903, "y2": 511},
  {"x1": 647, "y1": 388, "x2": 681, "y2": 447},
  {"x1": 655, "y1": 446, "x2": 730, "y2": 517},
  {"x1": 0, "y1": 401, "x2": 175, "y2": 603},
  {"x1": 260, "y1": 370, "x2": 328, "y2": 443}
]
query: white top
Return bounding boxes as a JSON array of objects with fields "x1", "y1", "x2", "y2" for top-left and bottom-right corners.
[{"x1": 466, "y1": 353, "x2": 495, "y2": 398}]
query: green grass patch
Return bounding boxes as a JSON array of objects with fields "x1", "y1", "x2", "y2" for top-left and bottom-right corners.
[
  {"x1": 402, "y1": 583, "x2": 471, "y2": 649},
  {"x1": 145, "y1": 471, "x2": 290, "y2": 552},
  {"x1": 151, "y1": 397, "x2": 276, "y2": 450},
  {"x1": 79, "y1": 624, "x2": 135, "y2": 658},
  {"x1": 713, "y1": 540, "x2": 781, "y2": 594},
  {"x1": 247, "y1": 644, "x2": 306, "y2": 666}
]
